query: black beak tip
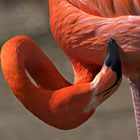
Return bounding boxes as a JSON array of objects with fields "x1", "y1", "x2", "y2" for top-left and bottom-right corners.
[{"x1": 105, "y1": 38, "x2": 122, "y2": 79}]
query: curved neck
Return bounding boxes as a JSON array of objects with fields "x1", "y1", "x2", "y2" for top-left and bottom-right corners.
[
  {"x1": 48, "y1": 0, "x2": 63, "y2": 16},
  {"x1": 1, "y1": 35, "x2": 122, "y2": 130},
  {"x1": 1, "y1": 36, "x2": 95, "y2": 129},
  {"x1": 1, "y1": 36, "x2": 70, "y2": 97}
]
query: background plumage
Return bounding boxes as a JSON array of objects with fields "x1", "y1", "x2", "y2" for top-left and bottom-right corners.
[{"x1": 0, "y1": 0, "x2": 137, "y2": 139}]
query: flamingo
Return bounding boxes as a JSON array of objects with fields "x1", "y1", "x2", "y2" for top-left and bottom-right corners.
[{"x1": 0, "y1": 0, "x2": 139, "y2": 138}]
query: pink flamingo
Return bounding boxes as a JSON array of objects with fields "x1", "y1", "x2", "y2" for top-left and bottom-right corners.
[{"x1": 0, "y1": 0, "x2": 140, "y2": 139}]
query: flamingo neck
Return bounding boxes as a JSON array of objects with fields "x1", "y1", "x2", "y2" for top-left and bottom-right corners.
[
  {"x1": 1, "y1": 36, "x2": 70, "y2": 98},
  {"x1": 1, "y1": 36, "x2": 96, "y2": 129},
  {"x1": 1, "y1": 35, "x2": 123, "y2": 129}
]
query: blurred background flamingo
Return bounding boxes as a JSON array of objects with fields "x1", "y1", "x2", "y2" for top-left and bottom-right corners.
[{"x1": 0, "y1": 0, "x2": 139, "y2": 139}]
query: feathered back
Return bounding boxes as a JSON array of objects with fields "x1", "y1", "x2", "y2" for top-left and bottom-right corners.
[{"x1": 68, "y1": 0, "x2": 140, "y2": 17}]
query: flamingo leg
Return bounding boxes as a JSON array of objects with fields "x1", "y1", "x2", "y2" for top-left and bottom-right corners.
[{"x1": 129, "y1": 77, "x2": 140, "y2": 140}]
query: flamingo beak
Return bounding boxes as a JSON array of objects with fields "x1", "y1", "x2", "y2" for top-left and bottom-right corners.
[{"x1": 84, "y1": 38, "x2": 122, "y2": 112}]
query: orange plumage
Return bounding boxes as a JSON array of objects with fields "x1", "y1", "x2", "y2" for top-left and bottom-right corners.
[{"x1": 1, "y1": 1, "x2": 140, "y2": 139}]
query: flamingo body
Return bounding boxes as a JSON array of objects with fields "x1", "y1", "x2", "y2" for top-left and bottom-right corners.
[{"x1": 50, "y1": 0, "x2": 140, "y2": 78}]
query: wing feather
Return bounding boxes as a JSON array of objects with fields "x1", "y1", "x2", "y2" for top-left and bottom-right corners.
[{"x1": 68, "y1": 0, "x2": 139, "y2": 17}]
